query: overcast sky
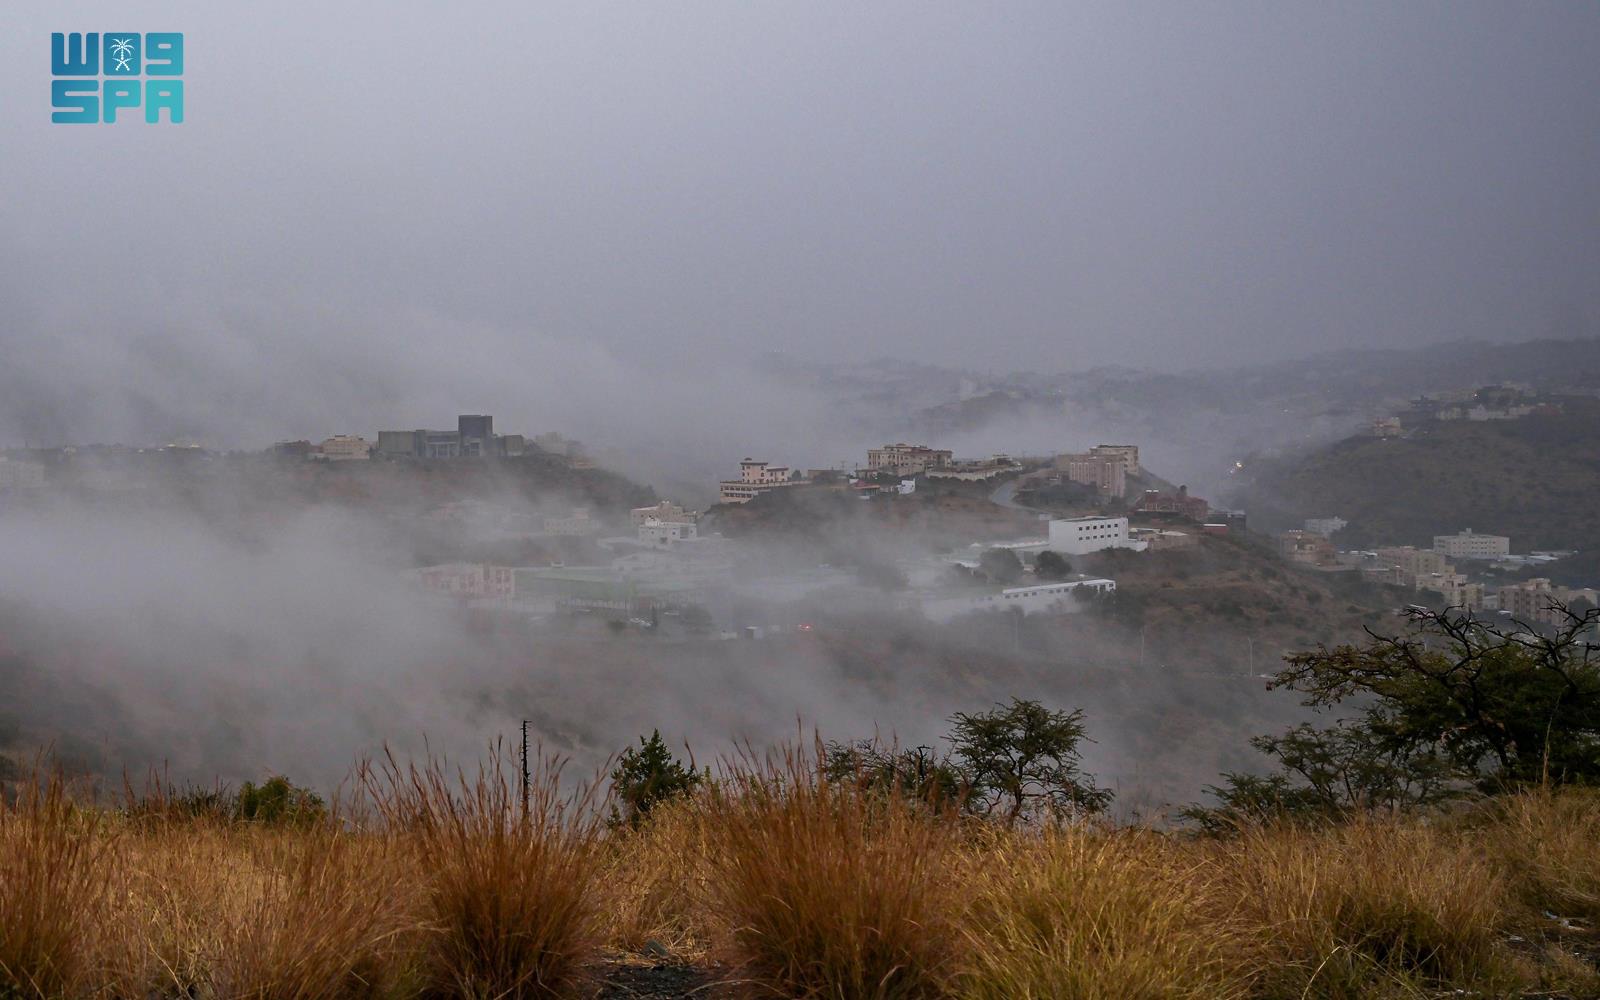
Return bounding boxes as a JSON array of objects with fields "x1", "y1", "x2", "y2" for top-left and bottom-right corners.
[{"x1": 2, "y1": 2, "x2": 1598, "y2": 447}]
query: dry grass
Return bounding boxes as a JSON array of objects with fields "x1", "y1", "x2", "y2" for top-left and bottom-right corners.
[
  {"x1": 369, "y1": 752, "x2": 606, "y2": 1000},
  {"x1": 2, "y1": 765, "x2": 1599, "y2": 999},
  {"x1": 698, "y1": 749, "x2": 962, "y2": 999},
  {"x1": 1480, "y1": 788, "x2": 1600, "y2": 924},
  {"x1": 957, "y1": 827, "x2": 1257, "y2": 1000},
  {"x1": 0, "y1": 775, "x2": 112, "y2": 998},
  {"x1": 596, "y1": 795, "x2": 716, "y2": 957},
  {"x1": 1216, "y1": 818, "x2": 1511, "y2": 997}
]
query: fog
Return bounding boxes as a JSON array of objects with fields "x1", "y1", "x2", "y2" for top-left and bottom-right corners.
[
  {"x1": 4, "y1": 2, "x2": 1600, "y2": 454},
  {"x1": 1, "y1": 3, "x2": 1594, "y2": 809}
]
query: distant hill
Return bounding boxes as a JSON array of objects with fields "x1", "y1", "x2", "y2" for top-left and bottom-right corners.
[{"x1": 1234, "y1": 398, "x2": 1600, "y2": 553}]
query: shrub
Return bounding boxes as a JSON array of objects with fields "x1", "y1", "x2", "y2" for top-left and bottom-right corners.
[
  {"x1": 703, "y1": 747, "x2": 961, "y2": 999},
  {"x1": 1218, "y1": 818, "x2": 1508, "y2": 996},
  {"x1": 959, "y1": 829, "x2": 1255, "y2": 1000},
  {"x1": 369, "y1": 751, "x2": 604, "y2": 999}
]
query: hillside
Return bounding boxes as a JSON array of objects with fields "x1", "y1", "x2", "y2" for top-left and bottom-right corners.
[{"x1": 1234, "y1": 398, "x2": 1600, "y2": 552}]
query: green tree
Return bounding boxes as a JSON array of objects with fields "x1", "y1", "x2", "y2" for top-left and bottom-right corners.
[
  {"x1": 1183, "y1": 723, "x2": 1459, "y2": 833},
  {"x1": 236, "y1": 775, "x2": 325, "y2": 824},
  {"x1": 610, "y1": 731, "x2": 702, "y2": 828},
  {"x1": 978, "y1": 548, "x2": 1023, "y2": 585},
  {"x1": 1270, "y1": 603, "x2": 1600, "y2": 792},
  {"x1": 821, "y1": 739, "x2": 966, "y2": 809},
  {"x1": 1034, "y1": 550, "x2": 1072, "y2": 580},
  {"x1": 948, "y1": 699, "x2": 1111, "y2": 825}
]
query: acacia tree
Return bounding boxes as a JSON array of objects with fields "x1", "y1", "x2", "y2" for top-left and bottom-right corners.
[
  {"x1": 1272, "y1": 603, "x2": 1600, "y2": 790},
  {"x1": 948, "y1": 699, "x2": 1112, "y2": 825}
]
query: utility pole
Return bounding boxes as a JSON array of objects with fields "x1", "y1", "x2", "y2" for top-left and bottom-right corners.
[
  {"x1": 1246, "y1": 636, "x2": 1256, "y2": 678},
  {"x1": 519, "y1": 720, "x2": 530, "y2": 822}
]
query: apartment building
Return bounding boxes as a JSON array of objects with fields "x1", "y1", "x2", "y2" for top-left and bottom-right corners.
[
  {"x1": 866, "y1": 443, "x2": 953, "y2": 477},
  {"x1": 1056, "y1": 453, "x2": 1125, "y2": 498},
  {"x1": 1375, "y1": 546, "x2": 1453, "y2": 579},
  {"x1": 1278, "y1": 530, "x2": 1338, "y2": 567},
  {"x1": 314, "y1": 435, "x2": 371, "y2": 461},
  {"x1": 718, "y1": 459, "x2": 807, "y2": 504},
  {"x1": 1433, "y1": 529, "x2": 1510, "y2": 560},
  {"x1": 1089, "y1": 444, "x2": 1140, "y2": 477}
]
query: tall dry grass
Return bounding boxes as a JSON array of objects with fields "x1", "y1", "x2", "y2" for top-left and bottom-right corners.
[
  {"x1": 370, "y1": 752, "x2": 606, "y2": 1000},
  {"x1": 957, "y1": 827, "x2": 1257, "y2": 1000},
  {"x1": 1215, "y1": 817, "x2": 1510, "y2": 997},
  {"x1": 700, "y1": 749, "x2": 963, "y2": 999},
  {"x1": 0, "y1": 774, "x2": 112, "y2": 998},
  {"x1": 596, "y1": 794, "x2": 716, "y2": 957},
  {"x1": 6, "y1": 757, "x2": 1600, "y2": 1000}
]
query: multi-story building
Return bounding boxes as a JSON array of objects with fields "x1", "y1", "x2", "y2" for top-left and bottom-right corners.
[
  {"x1": 1089, "y1": 444, "x2": 1140, "y2": 477},
  {"x1": 638, "y1": 518, "x2": 698, "y2": 546},
  {"x1": 1278, "y1": 530, "x2": 1338, "y2": 566},
  {"x1": 314, "y1": 435, "x2": 371, "y2": 461},
  {"x1": 1416, "y1": 572, "x2": 1485, "y2": 610},
  {"x1": 457, "y1": 415, "x2": 494, "y2": 457},
  {"x1": 1433, "y1": 529, "x2": 1510, "y2": 560},
  {"x1": 1133, "y1": 486, "x2": 1209, "y2": 521},
  {"x1": 1056, "y1": 453, "x2": 1125, "y2": 498},
  {"x1": 1375, "y1": 546, "x2": 1453, "y2": 579},
  {"x1": 411, "y1": 563, "x2": 515, "y2": 601},
  {"x1": 1496, "y1": 579, "x2": 1598, "y2": 625},
  {"x1": 866, "y1": 444, "x2": 953, "y2": 477},
  {"x1": 631, "y1": 500, "x2": 697, "y2": 527},
  {"x1": 1047, "y1": 516, "x2": 1147, "y2": 555},
  {"x1": 376, "y1": 415, "x2": 528, "y2": 459},
  {"x1": 718, "y1": 459, "x2": 807, "y2": 504},
  {"x1": 1304, "y1": 517, "x2": 1348, "y2": 537}
]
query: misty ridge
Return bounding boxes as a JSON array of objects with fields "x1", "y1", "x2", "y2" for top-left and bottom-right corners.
[{"x1": 0, "y1": 445, "x2": 1313, "y2": 813}]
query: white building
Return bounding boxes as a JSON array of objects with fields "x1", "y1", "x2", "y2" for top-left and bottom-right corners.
[
  {"x1": 1433, "y1": 529, "x2": 1510, "y2": 560},
  {"x1": 638, "y1": 517, "x2": 698, "y2": 546},
  {"x1": 1304, "y1": 517, "x2": 1348, "y2": 537},
  {"x1": 1046, "y1": 516, "x2": 1147, "y2": 555},
  {"x1": 631, "y1": 500, "x2": 697, "y2": 527},
  {"x1": 923, "y1": 578, "x2": 1117, "y2": 622}
]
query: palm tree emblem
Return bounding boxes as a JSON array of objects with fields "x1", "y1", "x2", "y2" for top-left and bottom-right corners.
[{"x1": 110, "y1": 37, "x2": 134, "y2": 72}]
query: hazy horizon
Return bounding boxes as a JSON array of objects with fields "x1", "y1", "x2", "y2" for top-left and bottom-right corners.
[{"x1": 4, "y1": 2, "x2": 1600, "y2": 451}]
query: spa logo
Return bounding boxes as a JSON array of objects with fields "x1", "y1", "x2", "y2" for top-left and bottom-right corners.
[{"x1": 52, "y1": 32, "x2": 184, "y2": 123}]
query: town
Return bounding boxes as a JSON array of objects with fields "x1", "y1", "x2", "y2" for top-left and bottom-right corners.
[{"x1": 2, "y1": 381, "x2": 1592, "y2": 651}]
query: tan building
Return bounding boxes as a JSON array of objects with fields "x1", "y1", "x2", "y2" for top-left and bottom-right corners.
[
  {"x1": 315, "y1": 435, "x2": 372, "y2": 461},
  {"x1": 1056, "y1": 452, "x2": 1126, "y2": 498},
  {"x1": 719, "y1": 459, "x2": 807, "y2": 504},
  {"x1": 1089, "y1": 444, "x2": 1140, "y2": 477},
  {"x1": 1278, "y1": 530, "x2": 1337, "y2": 566},
  {"x1": 1416, "y1": 572, "x2": 1485, "y2": 610},
  {"x1": 412, "y1": 563, "x2": 514, "y2": 601},
  {"x1": 1497, "y1": 579, "x2": 1598, "y2": 625},
  {"x1": 866, "y1": 444, "x2": 953, "y2": 477},
  {"x1": 1375, "y1": 546, "x2": 1453, "y2": 579},
  {"x1": 1433, "y1": 529, "x2": 1510, "y2": 560}
]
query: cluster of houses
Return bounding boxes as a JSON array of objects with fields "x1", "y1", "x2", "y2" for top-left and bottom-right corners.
[
  {"x1": 276, "y1": 414, "x2": 591, "y2": 467},
  {"x1": 1277, "y1": 523, "x2": 1594, "y2": 621}
]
